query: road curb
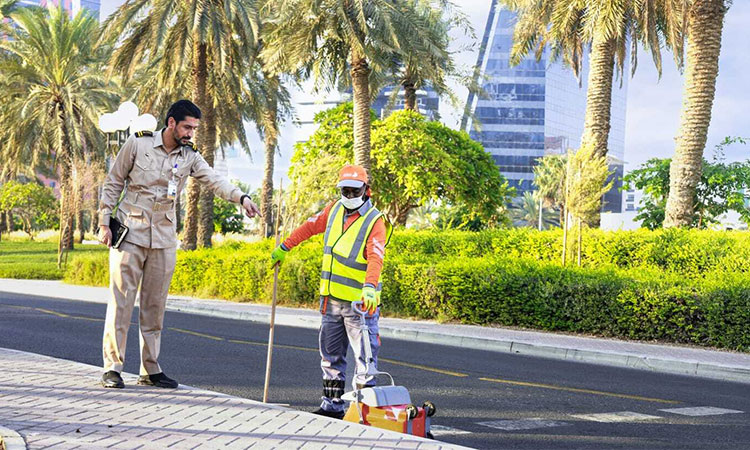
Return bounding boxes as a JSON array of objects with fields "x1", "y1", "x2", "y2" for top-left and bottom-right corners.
[
  {"x1": 0, "y1": 426, "x2": 26, "y2": 450},
  {"x1": 2, "y1": 279, "x2": 750, "y2": 386},
  {"x1": 167, "y1": 302, "x2": 750, "y2": 385}
]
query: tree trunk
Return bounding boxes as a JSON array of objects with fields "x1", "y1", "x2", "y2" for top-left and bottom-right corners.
[
  {"x1": 351, "y1": 48, "x2": 372, "y2": 175},
  {"x1": 664, "y1": 0, "x2": 727, "y2": 228},
  {"x1": 182, "y1": 179, "x2": 200, "y2": 250},
  {"x1": 395, "y1": 205, "x2": 410, "y2": 227},
  {"x1": 403, "y1": 80, "x2": 417, "y2": 111},
  {"x1": 0, "y1": 212, "x2": 4, "y2": 242},
  {"x1": 261, "y1": 75, "x2": 280, "y2": 238},
  {"x1": 183, "y1": 39, "x2": 210, "y2": 250},
  {"x1": 577, "y1": 218, "x2": 582, "y2": 267},
  {"x1": 537, "y1": 197, "x2": 543, "y2": 231},
  {"x1": 175, "y1": 195, "x2": 182, "y2": 233},
  {"x1": 59, "y1": 163, "x2": 75, "y2": 251},
  {"x1": 75, "y1": 178, "x2": 85, "y2": 243},
  {"x1": 194, "y1": 42, "x2": 218, "y2": 248},
  {"x1": 580, "y1": 34, "x2": 616, "y2": 228}
]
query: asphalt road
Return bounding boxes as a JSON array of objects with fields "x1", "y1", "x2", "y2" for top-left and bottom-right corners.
[{"x1": 1, "y1": 292, "x2": 749, "y2": 450}]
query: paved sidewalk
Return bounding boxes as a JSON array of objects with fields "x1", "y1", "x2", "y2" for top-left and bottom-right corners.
[
  {"x1": 0, "y1": 348, "x2": 465, "y2": 450},
  {"x1": 2, "y1": 279, "x2": 750, "y2": 384}
]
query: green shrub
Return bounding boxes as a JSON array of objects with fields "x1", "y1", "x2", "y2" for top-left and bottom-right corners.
[
  {"x1": 63, "y1": 252, "x2": 109, "y2": 286},
  {"x1": 60, "y1": 229, "x2": 750, "y2": 351}
]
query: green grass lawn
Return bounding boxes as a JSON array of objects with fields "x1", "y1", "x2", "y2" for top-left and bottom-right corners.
[{"x1": 0, "y1": 240, "x2": 107, "y2": 280}]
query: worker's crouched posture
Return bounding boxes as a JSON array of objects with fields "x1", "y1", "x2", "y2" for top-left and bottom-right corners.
[{"x1": 270, "y1": 164, "x2": 392, "y2": 419}]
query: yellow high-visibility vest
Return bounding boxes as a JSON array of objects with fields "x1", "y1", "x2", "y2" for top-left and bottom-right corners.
[{"x1": 319, "y1": 200, "x2": 392, "y2": 302}]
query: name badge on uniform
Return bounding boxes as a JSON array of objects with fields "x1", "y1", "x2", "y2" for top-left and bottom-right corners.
[
  {"x1": 167, "y1": 180, "x2": 177, "y2": 199},
  {"x1": 167, "y1": 164, "x2": 178, "y2": 199}
]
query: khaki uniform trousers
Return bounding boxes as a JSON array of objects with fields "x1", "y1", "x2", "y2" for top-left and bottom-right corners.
[{"x1": 102, "y1": 241, "x2": 177, "y2": 375}]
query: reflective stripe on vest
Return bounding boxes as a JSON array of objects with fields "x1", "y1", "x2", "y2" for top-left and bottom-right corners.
[{"x1": 319, "y1": 200, "x2": 384, "y2": 301}]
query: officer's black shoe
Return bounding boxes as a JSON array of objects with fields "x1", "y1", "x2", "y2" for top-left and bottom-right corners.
[
  {"x1": 312, "y1": 407, "x2": 345, "y2": 420},
  {"x1": 101, "y1": 371, "x2": 125, "y2": 389},
  {"x1": 137, "y1": 372, "x2": 178, "y2": 389}
]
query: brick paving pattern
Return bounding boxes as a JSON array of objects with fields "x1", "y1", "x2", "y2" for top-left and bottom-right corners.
[{"x1": 0, "y1": 348, "x2": 466, "y2": 449}]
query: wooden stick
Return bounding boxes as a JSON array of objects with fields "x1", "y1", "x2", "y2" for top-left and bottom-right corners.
[{"x1": 263, "y1": 179, "x2": 283, "y2": 403}]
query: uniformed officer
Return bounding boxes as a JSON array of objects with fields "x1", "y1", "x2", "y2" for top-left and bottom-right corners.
[
  {"x1": 97, "y1": 99, "x2": 260, "y2": 389},
  {"x1": 269, "y1": 165, "x2": 392, "y2": 419}
]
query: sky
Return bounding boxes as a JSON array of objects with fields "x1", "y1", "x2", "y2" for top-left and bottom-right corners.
[{"x1": 99, "y1": 0, "x2": 750, "y2": 188}]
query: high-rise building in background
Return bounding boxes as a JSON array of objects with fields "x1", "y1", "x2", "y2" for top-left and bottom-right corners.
[
  {"x1": 464, "y1": 2, "x2": 626, "y2": 213},
  {"x1": 370, "y1": 85, "x2": 440, "y2": 120},
  {"x1": 17, "y1": 0, "x2": 100, "y2": 20}
]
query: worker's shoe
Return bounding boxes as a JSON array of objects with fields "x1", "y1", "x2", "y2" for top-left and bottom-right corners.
[
  {"x1": 101, "y1": 371, "x2": 125, "y2": 389},
  {"x1": 137, "y1": 372, "x2": 178, "y2": 389},
  {"x1": 312, "y1": 407, "x2": 345, "y2": 420}
]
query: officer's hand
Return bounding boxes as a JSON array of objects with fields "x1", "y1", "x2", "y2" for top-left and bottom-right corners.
[
  {"x1": 98, "y1": 225, "x2": 112, "y2": 248},
  {"x1": 270, "y1": 245, "x2": 288, "y2": 268},
  {"x1": 361, "y1": 285, "x2": 377, "y2": 314},
  {"x1": 242, "y1": 197, "x2": 261, "y2": 218}
]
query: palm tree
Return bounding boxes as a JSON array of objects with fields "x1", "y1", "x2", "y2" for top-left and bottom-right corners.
[
  {"x1": 511, "y1": 191, "x2": 554, "y2": 228},
  {"x1": 663, "y1": 0, "x2": 729, "y2": 228},
  {"x1": 261, "y1": 0, "x2": 431, "y2": 174},
  {"x1": 103, "y1": 0, "x2": 261, "y2": 249},
  {"x1": 533, "y1": 153, "x2": 566, "y2": 229},
  {"x1": 388, "y1": 1, "x2": 475, "y2": 113},
  {"x1": 0, "y1": 5, "x2": 118, "y2": 252},
  {"x1": 0, "y1": 0, "x2": 16, "y2": 19},
  {"x1": 505, "y1": 0, "x2": 688, "y2": 223},
  {"x1": 508, "y1": 0, "x2": 688, "y2": 157}
]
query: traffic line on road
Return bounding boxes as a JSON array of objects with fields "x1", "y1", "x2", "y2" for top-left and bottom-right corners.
[
  {"x1": 379, "y1": 358, "x2": 468, "y2": 377},
  {"x1": 571, "y1": 411, "x2": 661, "y2": 423},
  {"x1": 428, "y1": 425, "x2": 472, "y2": 436},
  {"x1": 170, "y1": 328, "x2": 224, "y2": 341},
  {"x1": 227, "y1": 338, "x2": 469, "y2": 377},
  {"x1": 659, "y1": 406, "x2": 744, "y2": 416},
  {"x1": 477, "y1": 418, "x2": 570, "y2": 431},
  {"x1": 228, "y1": 338, "x2": 317, "y2": 353},
  {"x1": 479, "y1": 377, "x2": 680, "y2": 404},
  {"x1": 2, "y1": 303, "x2": 104, "y2": 321}
]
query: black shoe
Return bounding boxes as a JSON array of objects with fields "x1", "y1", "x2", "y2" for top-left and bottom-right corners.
[
  {"x1": 101, "y1": 371, "x2": 124, "y2": 389},
  {"x1": 137, "y1": 372, "x2": 178, "y2": 389},
  {"x1": 312, "y1": 407, "x2": 345, "y2": 420}
]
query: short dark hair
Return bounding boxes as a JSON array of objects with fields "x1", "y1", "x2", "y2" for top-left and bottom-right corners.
[{"x1": 165, "y1": 100, "x2": 201, "y2": 127}]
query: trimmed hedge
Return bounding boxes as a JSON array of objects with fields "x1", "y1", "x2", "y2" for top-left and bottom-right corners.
[{"x1": 64, "y1": 228, "x2": 750, "y2": 351}]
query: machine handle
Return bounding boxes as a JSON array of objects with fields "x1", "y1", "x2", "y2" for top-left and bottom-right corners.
[{"x1": 351, "y1": 301, "x2": 367, "y2": 316}]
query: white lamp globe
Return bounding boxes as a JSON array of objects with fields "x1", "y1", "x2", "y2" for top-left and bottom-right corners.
[
  {"x1": 117, "y1": 101, "x2": 139, "y2": 124},
  {"x1": 98, "y1": 113, "x2": 117, "y2": 133},
  {"x1": 140, "y1": 113, "x2": 158, "y2": 132},
  {"x1": 110, "y1": 110, "x2": 127, "y2": 131},
  {"x1": 130, "y1": 114, "x2": 159, "y2": 134}
]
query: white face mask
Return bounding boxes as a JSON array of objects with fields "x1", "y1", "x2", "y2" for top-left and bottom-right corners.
[{"x1": 340, "y1": 195, "x2": 365, "y2": 210}]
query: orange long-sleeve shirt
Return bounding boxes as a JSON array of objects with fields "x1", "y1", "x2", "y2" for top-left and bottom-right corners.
[{"x1": 282, "y1": 202, "x2": 386, "y2": 287}]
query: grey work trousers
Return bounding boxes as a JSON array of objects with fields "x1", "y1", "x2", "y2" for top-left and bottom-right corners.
[{"x1": 318, "y1": 297, "x2": 380, "y2": 412}]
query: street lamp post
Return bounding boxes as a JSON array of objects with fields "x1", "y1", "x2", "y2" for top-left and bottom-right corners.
[{"x1": 98, "y1": 101, "x2": 158, "y2": 166}]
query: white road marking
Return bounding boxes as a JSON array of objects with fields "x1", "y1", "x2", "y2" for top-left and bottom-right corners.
[
  {"x1": 477, "y1": 418, "x2": 570, "y2": 431},
  {"x1": 571, "y1": 411, "x2": 661, "y2": 423},
  {"x1": 429, "y1": 425, "x2": 472, "y2": 436},
  {"x1": 660, "y1": 406, "x2": 744, "y2": 416}
]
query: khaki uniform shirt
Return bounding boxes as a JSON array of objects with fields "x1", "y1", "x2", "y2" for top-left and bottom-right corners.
[{"x1": 98, "y1": 129, "x2": 243, "y2": 249}]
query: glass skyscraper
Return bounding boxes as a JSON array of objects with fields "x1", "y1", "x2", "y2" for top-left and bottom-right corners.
[
  {"x1": 370, "y1": 86, "x2": 440, "y2": 121},
  {"x1": 465, "y1": 2, "x2": 626, "y2": 213}
]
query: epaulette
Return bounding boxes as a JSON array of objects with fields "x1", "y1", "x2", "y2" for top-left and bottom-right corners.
[
  {"x1": 134, "y1": 130, "x2": 153, "y2": 138},
  {"x1": 184, "y1": 141, "x2": 199, "y2": 152}
]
